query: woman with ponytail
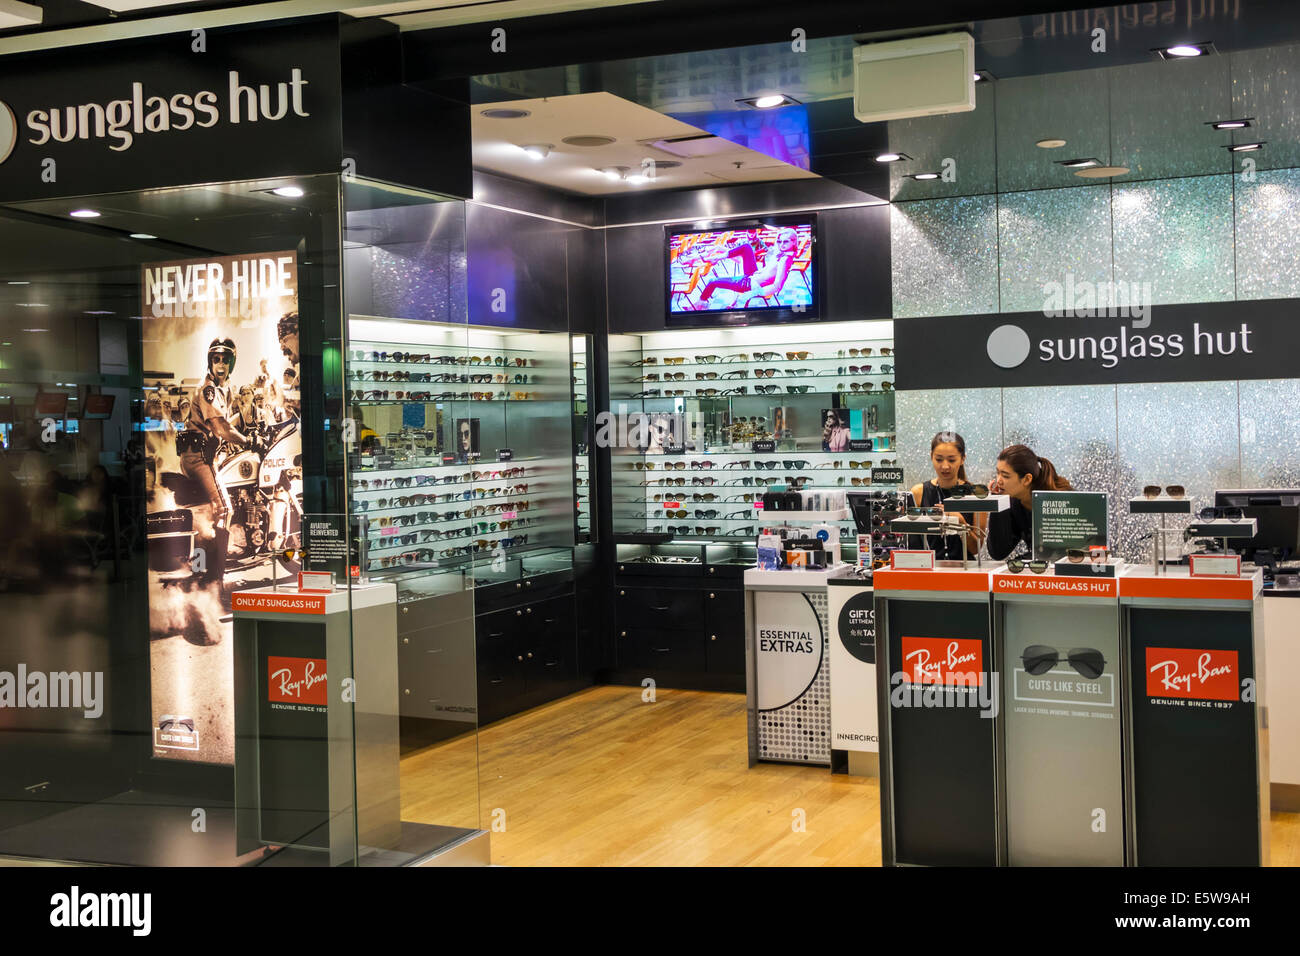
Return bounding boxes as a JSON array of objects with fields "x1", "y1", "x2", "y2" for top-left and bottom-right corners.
[{"x1": 985, "y1": 443, "x2": 1073, "y2": 561}]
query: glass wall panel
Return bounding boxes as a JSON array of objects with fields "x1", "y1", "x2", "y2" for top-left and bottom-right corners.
[{"x1": 890, "y1": 197, "x2": 999, "y2": 317}]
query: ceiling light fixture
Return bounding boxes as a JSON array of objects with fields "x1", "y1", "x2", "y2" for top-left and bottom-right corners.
[
  {"x1": 973, "y1": 70, "x2": 995, "y2": 83},
  {"x1": 1074, "y1": 165, "x2": 1131, "y2": 178},
  {"x1": 561, "y1": 135, "x2": 616, "y2": 148},
  {"x1": 1036, "y1": 138, "x2": 1067, "y2": 149},
  {"x1": 735, "y1": 93, "x2": 801, "y2": 109},
  {"x1": 1225, "y1": 142, "x2": 1265, "y2": 152},
  {"x1": 521, "y1": 143, "x2": 553, "y2": 161},
  {"x1": 22, "y1": 328, "x2": 48, "y2": 333},
  {"x1": 6, "y1": 281, "x2": 29, "y2": 285},
  {"x1": 129, "y1": 233, "x2": 158, "y2": 240},
  {"x1": 69, "y1": 209, "x2": 100, "y2": 218},
  {"x1": 1156, "y1": 42, "x2": 1214, "y2": 59},
  {"x1": 911, "y1": 172, "x2": 940, "y2": 180},
  {"x1": 272, "y1": 185, "x2": 305, "y2": 198},
  {"x1": 1208, "y1": 118, "x2": 1253, "y2": 130},
  {"x1": 875, "y1": 152, "x2": 911, "y2": 163},
  {"x1": 599, "y1": 166, "x2": 630, "y2": 181},
  {"x1": 480, "y1": 108, "x2": 531, "y2": 119},
  {"x1": 1057, "y1": 157, "x2": 1101, "y2": 169}
]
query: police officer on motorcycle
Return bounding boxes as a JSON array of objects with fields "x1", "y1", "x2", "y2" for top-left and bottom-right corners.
[{"x1": 179, "y1": 338, "x2": 249, "y2": 583}]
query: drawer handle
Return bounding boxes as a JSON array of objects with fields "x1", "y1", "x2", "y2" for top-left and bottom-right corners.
[
  {"x1": 526, "y1": 607, "x2": 532, "y2": 614},
  {"x1": 517, "y1": 655, "x2": 524, "y2": 662},
  {"x1": 711, "y1": 635, "x2": 717, "y2": 641},
  {"x1": 620, "y1": 631, "x2": 627, "y2": 637},
  {"x1": 619, "y1": 590, "x2": 625, "y2": 596},
  {"x1": 402, "y1": 637, "x2": 409, "y2": 645},
  {"x1": 516, "y1": 610, "x2": 523, "y2": 617},
  {"x1": 653, "y1": 647, "x2": 671, "y2": 653},
  {"x1": 545, "y1": 661, "x2": 559, "y2": 668},
  {"x1": 708, "y1": 593, "x2": 715, "y2": 599},
  {"x1": 649, "y1": 604, "x2": 671, "y2": 611},
  {"x1": 489, "y1": 631, "x2": 506, "y2": 638},
  {"x1": 403, "y1": 688, "x2": 410, "y2": 695},
  {"x1": 544, "y1": 618, "x2": 556, "y2": 624},
  {"x1": 490, "y1": 678, "x2": 505, "y2": 685},
  {"x1": 527, "y1": 652, "x2": 533, "y2": 658},
  {"x1": 402, "y1": 606, "x2": 409, "y2": 614}
]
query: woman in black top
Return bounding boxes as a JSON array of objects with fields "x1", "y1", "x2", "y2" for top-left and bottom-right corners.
[
  {"x1": 985, "y1": 443, "x2": 1073, "y2": 561},
  {"x1": 909, "y1": 431, "x2": 980, "y2": 560}
]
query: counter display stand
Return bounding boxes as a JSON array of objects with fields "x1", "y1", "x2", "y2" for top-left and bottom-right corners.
[
  {"x1": 873, "y1": 567, "x2": 1000, "y2": 866},
  {"x1": 1119, "y1": 566, "x2": 1269, "y2": 866},
  {"x1": 745, "y1": 564, "x2": 854, "y2": 768},
  {"x1": 827, "y1": 572, "x2": 879, "y2": 775}
]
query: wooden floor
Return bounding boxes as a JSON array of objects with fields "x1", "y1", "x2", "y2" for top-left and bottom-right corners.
[{"x1": 400, "y1": 684, "x2": 1300, "y2": 867}]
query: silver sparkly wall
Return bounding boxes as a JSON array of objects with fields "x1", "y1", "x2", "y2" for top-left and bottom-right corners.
[
  {"x1": 890, "y1": 196, "x2": 999, "y2": 317},
  {"x1": 1235, "y1": 169, "x2": 1300, "y2": 300},
  {"x1": 997, "y1": 185, "x2": 1113, "y2": 313}
]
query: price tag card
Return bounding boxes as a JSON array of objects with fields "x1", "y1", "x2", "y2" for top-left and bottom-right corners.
[{"x1": 890, "y1": 550, "x2": 935, "y2": 570}]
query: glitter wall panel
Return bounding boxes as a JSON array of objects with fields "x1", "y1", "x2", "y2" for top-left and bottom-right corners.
[
  {"x1": 1116, "y1": 382, "x2": 1241, "y2": 562},
  {"x1": 995, "y1": 71, "x2": 1110, "y2": 193},
  {"x1": 1002, "y1": 385, "x2": 1119, "y2": 556},
  {"x1": 1230, "y1": 43, "x2": 1300, "y2": 173},
  {"x1": 1111, "y1": 176, "x2": 1235, "y2": 305},
  {"x1": 1240, "y1": 379, "x2": 1300, "y2": 488},
  {"x1": 890, "y1": 197, "x2": 999, "y2": 317},
  {"x1": 1234, "y1": 169, "x2": 1300, "y2": 300},
  {"x1": 895, "y1": 386, "x2": 1004, "y2": 498},
  {"x1": 997, "y1": 186, "x2": 1112, "y2": 313}
]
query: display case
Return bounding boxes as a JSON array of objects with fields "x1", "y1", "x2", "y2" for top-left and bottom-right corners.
[
  {"x1": 607, "y1": 320, "x2": 899, "y2": 561},
  {"x1": 572, "y1": 334, "x2": 593, "y2": 542},
  {"x1": 346, "y1": 318, "x2": 579, "y2": 586}
]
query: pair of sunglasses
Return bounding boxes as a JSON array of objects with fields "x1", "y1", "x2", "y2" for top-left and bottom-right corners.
[
  {"x1": 1142, "y1": 484, "x2": 1186, "y2": 498},
  {"x1": 1066, "y1": 546, "x2": 1110, "y2": 563},
  {"x1": 1022, "y1": 645, "x2": 1106, "y2": 680},
  {"x1": 1198, "y1": 506, "x2": 1244, "y2": 521},
  {"x1": 949, "y1": 484, "x2": 990, "y2": 499},
  {"x1": 1006, "y1": 556, "x2": 1049, "y2": 574}
]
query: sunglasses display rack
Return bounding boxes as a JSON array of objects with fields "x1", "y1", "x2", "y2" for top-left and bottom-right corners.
[
  {"x1": 572, "y1": 338, "x2": 592, "y2": 541},
  {"x1": 346, "y1": 319, "x2": 581, "y2": 585},
  {"x1": 1128, "y1": 494, "x2": 1193, "y2": 573},
  {"x1": 608, "y1": 321, "x2": 899, "y2": 551}
]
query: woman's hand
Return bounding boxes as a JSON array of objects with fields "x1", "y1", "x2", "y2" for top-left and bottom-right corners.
[{"x1": 988, "y1": 474, "x2": 1003, "y2": 496}]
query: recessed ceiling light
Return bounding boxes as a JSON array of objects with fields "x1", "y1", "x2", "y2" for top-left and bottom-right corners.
[
  {"x1": 1075, "y1": 165, "x2": 1131, "y2": 178},
  {"x1": 1225, "y1": 142, "x2": 1265, "y2": 152},
  {"x1": 1156, "y1": 42, "x2": 1214, "y2": 59},
  {"x1": 23, "y1": 328, "x2": 48, "y2": 333},
  {"x1": 481, "y1": 108, "x2": 531, "y2": 119},
  {"x1": 1036, "y1": 138, "x2": 1067, "y2": 149},
  {"x1": 84, "y1": 311, "x2": 115, "y2": 315},
  {"x1": 129, "y1": 233, "x2": 157, "y2": 240},
  {"x1": 521, "y1": 143, "x2": 553, "y2": 161},
  {"x1": 272, "y1": 186, "x2": 305, "y2": 198},
  {"x1": 16, "y1": 302, "x2": 48, "y2": 307},
  {"x1": 973, "y1": 70, "x2": 995, "y2": 83},
  {"x1": 912, "y1": 172, "x2": 940, "y2": 180},
  {"x1": 599, "y1": 166, "x2": 629, "y2": 181},
  {"x1": 69, "y1": 209, "x2": 100, "y2": 218},
  {"x1": 1057, "y1": 157, "x2": 1101, "y2": 169},
  {"x1": 875, "y1": 152, "x2": 911, "y2": 163},
  {"x1": 736, "y1": 93, "x2": 801, "y2": 109},
  {"x1": 6, "y1": 281, "x2": 29, "y2": 285},
  {"x1": 561, "y1": 135, "x2": 616, "y2": 147},
  {"x1": 1208, "y1": 118, "x2": 1253, "y2": 130}
]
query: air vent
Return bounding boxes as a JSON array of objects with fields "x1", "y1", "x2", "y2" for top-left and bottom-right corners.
[
  {"x1": 480, "y1": 108, "x2": 531, "y2": 119},
  {"x1": 562, "y1": 135, "x2": 617, "y2": 147},
  {"x1": 642, "y1": 134, "x2": 734, "y2": 158}
]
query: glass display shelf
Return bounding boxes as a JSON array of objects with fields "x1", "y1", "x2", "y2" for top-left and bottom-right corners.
[
  {"x1": 347, "y1": 318, "x2": 579, "y2": 587},
  {"x1": 608, "y1": 320, "x2": 898, "y2": 545},
  {"x1": 572, "y1": 334, "x2": 592, "y2": 539}
]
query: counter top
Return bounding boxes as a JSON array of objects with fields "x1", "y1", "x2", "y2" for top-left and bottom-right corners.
[{"x1": 743, "y1": 565, "x2": 855, "y2": 589}]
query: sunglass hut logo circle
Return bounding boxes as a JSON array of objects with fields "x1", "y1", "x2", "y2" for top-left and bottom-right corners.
[{"x1": 0, "y1": 99, "x2": 17, "y2": 165}]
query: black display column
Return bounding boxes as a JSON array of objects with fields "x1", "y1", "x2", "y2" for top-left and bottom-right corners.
[
  {"x1": 874, "y1": 569, "x2": 999, "y2": 867},
  {"x1": 1120, "y1": 570, "x2": 1269, "y2": 866}
]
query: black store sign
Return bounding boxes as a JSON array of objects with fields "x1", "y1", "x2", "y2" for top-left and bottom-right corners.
[
  {"x1": 0, "y1": 20, "x2": 342, "y2": 202},
  {"x1": 894, "y1": 300, "x2": 1300, "y2": 390}
]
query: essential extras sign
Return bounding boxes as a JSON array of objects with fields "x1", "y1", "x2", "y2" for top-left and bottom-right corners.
[{"x1": 894, "y1": 299, "x2": 1300, "y2": 389}]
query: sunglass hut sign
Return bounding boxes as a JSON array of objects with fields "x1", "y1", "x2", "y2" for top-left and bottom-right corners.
[{"x1": 9, "y1": 69, "x2": 309, "y2": 157}]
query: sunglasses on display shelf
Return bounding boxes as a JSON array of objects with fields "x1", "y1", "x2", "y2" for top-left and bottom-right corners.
[
  {"x1": 723, "y1": 477, "x2": 756, "y2": 486},
  {"x1": 1142, "y1": 485, "x2": 1186, "y2": 498},
  {"x1": 1006, "y1": 556, "x2": 1050, "y2": 574},
  {"x1": 754, "y1": 385, "x2": 781, "y2": 394},
  {"x1": 753, "y1": 351, "x2": 780, "y2": 361},
  {"x1": 629, "y1": 357, "x2": 658, "y2": 366},
  {"x1": 692, "y1": 477, "x2": 718, "y2": 486},
  {"x1": 722, "y1": 370, "x2": 748, "y2": 379},
  {"x1": 695, "y1": 372, "x2": 719, "y2": 380},
  {"x1": 881, "y1": 365, "x2": 895, "y2": 373},
  {"x1": 724, "y1": 527, "x2": 756, "y2": 536},
  {"x1": 721, "y1": 388, "x2": 748, "y2": 396},
  {"x1": 782, "y1": 368, "x2": 814, "y2": 377},
  {"x1": 722, "y1": 353, "x2": 750, "y2": 363},
  {"x1": 723, "y1": 510, "x2": 753, "y2": 519},
  {"x1": 695, "y1": 355, "x2": 723, "y2": 364},
  {"x1": 753, "y1": 368, "x2": 779, "y2": 378},
  {"x1": 691, "y1": 461, "x2": 715, "y2": 470},
  {"x1": 632, "y1": 390, "x2": 662, "y2": 398},
  {"x1": 782, "y1": 460, "x2": 809, "y2": 470},
  {"x1": 907, "y1": 507, "x2": 944, "y2": 518},
  {"x1": 1022, "y1": 645, "x2": 1106, "y2": 680},
  {"x1": 1198, "y1": 506, "x2": 1245, "y2": 521},
  {"x1": 785, "y1": 386, "x2": 812, "y2": 394},
  {"x1": 661, "y1": 477, "x2": 687, "y2": 486},
  {"x1": 696, "y1": 388, "x2": 721, "y2": 396},
  {"x1": 785, "y1": 477, "x2": 810, "y2": 489},
  {"x1": 723, "y1": 460, "x2": 751, "y2": 469},
  {"x1": 692, "y1": 493, "x2": 720, "y2": 502},
  {"x1": 785, "y1": 351, "x2": 812, "y2": 360},
  {"x1": 663, "y1": 357, "x2": 687, "y2": 365},
  {"x1": 725, "y1": 494, "x2": 757, "y2": 502}
]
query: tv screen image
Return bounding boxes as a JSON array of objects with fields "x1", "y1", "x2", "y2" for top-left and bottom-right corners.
[{"x1": 667, "y1": 219, "x2": 816, "y2": 320}]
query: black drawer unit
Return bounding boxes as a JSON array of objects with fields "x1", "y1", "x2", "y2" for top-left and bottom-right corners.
[
  {"x1": 616, "y1": 627, "x2": 708, "y2": 674},
  {"x1": 705, "y1": 587, "x2": 746, "y2": 675},
  {"x1": 474, "y1": 589, "x2": 582, "y2": 725},
  {"x1": 615, "y1": 585, "x2": 704, "y2": 631}
]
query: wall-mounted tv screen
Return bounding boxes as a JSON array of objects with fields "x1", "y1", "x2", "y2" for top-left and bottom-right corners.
[{"x1": 666, "y1": 215, "x2": 818, "y2": 325}]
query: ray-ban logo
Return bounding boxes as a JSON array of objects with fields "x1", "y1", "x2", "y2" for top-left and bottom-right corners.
[{"x1": 0, "y1": 99, "x2": 17, "y2": 164}]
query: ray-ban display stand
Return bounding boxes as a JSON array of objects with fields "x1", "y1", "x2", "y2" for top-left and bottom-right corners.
[{"x1": 1129, "y1": 496, "x2": 1191, "y2": 573}]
